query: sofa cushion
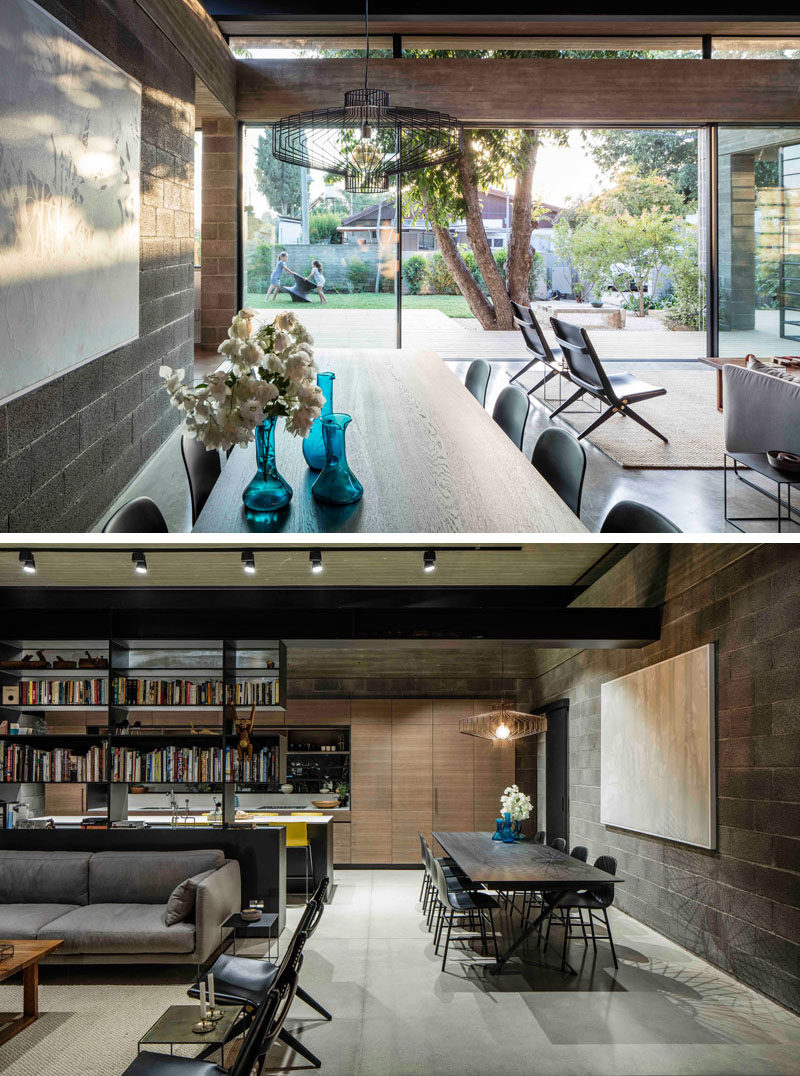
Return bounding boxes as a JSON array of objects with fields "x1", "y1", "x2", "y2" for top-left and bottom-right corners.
[
  {"x1": 164, "y1": 869, "x2": 216, "y2": 926},
  {"x1": 747, "y1": 356, "x2": 800, "y2": 383},
  {"x1": 0, "y1": 904, "x2": 79, "y2": 939},
  {"x1": 88, "y1": 850, "x2": 225, "y2": 904},
  {"x1": 38, "y1": 904, "x2": 196, "y2": 954},
  {"x1": 0, "y1": 850, "x2": 91, "y2": 905}
]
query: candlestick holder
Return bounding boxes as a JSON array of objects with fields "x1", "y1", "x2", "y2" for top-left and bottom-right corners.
[
  {"x1": 192, "y1": 1017, "x2": 215, "y2": 1034},
  {"x1": 206, "y1": 1006, "x2": 224, "y2": 1022}
]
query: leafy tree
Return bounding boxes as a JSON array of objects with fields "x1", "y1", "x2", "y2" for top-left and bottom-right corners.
[
  {"x1": 583, "y1": 129, "x2": 699, "y2": 205},
  {"x1": 402, "y1": 254, "x2": 428, "y2": 294},
  {"x1": 585, "y1": 171, "x2": 686, "y2": 218},
  {"x1": 254, "y1": 133, "x2": 302, "y2": 217},
  {"x1": 664, "y1": 224, "x2": 706, "y2": 330},
  {"x1": 308, "y1": 210, "x2": 342, "y2": 244}
]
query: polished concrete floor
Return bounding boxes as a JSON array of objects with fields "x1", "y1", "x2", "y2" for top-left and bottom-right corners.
[
  {"x1": 97, "y1": 352, "x2": 795, "y2": 534},
  {"x1": 3, "y1": 869, "x2": 799, "y2": 1076},
  {"x1": 267, "y1": 868, "x2": 799, "y2": 1075}
]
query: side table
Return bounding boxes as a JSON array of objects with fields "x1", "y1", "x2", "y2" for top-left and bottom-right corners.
[
  {"x1": 137, "y1": 1003, "x2": 243, "y2": 1057},
  {"x1": 724, "y1": 452, "x2": 800, "y2": 532},
  {"x1": 222, "y1": 911, "x2": 279, "y2": 960}
]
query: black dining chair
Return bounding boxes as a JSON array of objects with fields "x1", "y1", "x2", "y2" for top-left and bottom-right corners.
[
  {"x1": 512, "y1": 314, "x2": 566, "y2": 399},
  {"x1": 430, "y1": 856, "x2": 500, "y2": 971},
  {"x1": 548, "y1": 854, "x2": 620, "y2": 972},
  {"x1": 570, "y1": 845, "x2": 589, "y2": 862},
  {"x1": 102, "y1": 496, "x2": 169, "y2": 533},
  {"x1": 123, "y1": 952, "x2": 300, "y2": 1076},
  {"x1": 531, "y1": 427, "x2": 587, "y2": 517},
  {"x1": 464, "y1": 358, "x2": 491, "y2": 408},
  {"x1": 188, "y1": 878, "x2": 330, "y2": 1069},
  {"x1": 181, "y1": 434, "x2": 222, "y2": 524},
  {"x1": 491, "y1": 385, "x2": 529, "y2": 449},
  {"x1": 600, "y1": 499, "x2": 682, "y2": 533},
  {"x1": 549, "y1": 316, "x2": 668, "y2": 443},
  {"x1": 549, "y1": 837, "x2": 567, "y2": 852},
  {"x1": 533, "y1": 830, "x2": 546, "y2": 844}
]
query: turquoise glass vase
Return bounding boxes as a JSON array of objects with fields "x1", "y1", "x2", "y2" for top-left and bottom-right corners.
[
  {"x1": 242, "y1": 415, "x2": 292, "y2": 512},
  {"x1": 302, "y1": 371, "x2": 335, "y2": 471},
  {"x1": 501, "y1": 812, "x2": 515, "y2": 843},
  {"x1": 513, "y1": 820, "x2": 524, "y2": 841},
  {"x1": 311, "y1": 413, "x2": 363, "y2": 506},
  {"x1": 492, "y1": 818, "x2": 504, "y2": 841}
]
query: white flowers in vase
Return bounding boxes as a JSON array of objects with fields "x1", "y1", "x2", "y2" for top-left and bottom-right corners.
[
  {"x1": 500, "y1": 784, "x2": 532, "y2": 821},
  {"x1": 160, "y1": 308, "x2": 324, "y2": 451}
]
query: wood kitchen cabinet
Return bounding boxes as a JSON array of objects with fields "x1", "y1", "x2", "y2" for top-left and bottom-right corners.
[
  {"x1": 391, "y1": 700, "x2": 433, "y2": 862},
  {"x1": 350, "y1": 700, "x2": 392, "y2": 863},
  {"x1": 472, "y1": 699, "x2": 516, "y2": 831},
  {"x1": 432, "y1": 699, "x2": 475, "y2": 839}
]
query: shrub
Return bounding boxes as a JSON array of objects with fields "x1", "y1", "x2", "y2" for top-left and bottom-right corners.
[
  {"x1": 402, "y1": 254, "x2": 428, "y2": 294},
  {"x1": 664, "y1": 237, "x2": 705, "y2": 330},
  {"x1": 246, "y1": 241, "x2": 276, "y2": 293},
  {"x1": 309, "y1": 210, "x2": 343, "y2": 244},
  {"x1": 425, "y1": 252, "x2": 457, "y2": 294},
  {"x1": 345, "y1": 256, "x2": 373, "y2": 293}
]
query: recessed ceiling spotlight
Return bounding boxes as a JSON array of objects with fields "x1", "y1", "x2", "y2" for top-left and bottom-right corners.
[
  {"x1": 241, "y1": 550, "x2": 256, "y2": 575},
  {"x1": 423, "y1": 549, "x2": 436, "y2": 573},
  {"x1": 132, "y1": 551, "x2": 147, "y2": 575},
  {"x1": 309, "y1": 549, "x2": 323, "y2": 575},
  {"x1": 19, "y1": 550, "x2": 36, "y2": 574}
]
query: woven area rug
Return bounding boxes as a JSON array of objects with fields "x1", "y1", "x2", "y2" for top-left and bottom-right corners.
[
  {"x1": 536, "y1": 366, "x2": 725, "y2": 469},
  {"x1": 0, "y1": 973, "x2": 242, "y2": 1076}
]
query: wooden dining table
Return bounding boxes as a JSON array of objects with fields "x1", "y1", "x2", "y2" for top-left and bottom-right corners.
[
  {"x1": 193, "y1": 348, "x2": 587, "y2": 533},
  {"x1": 433, "y1": 831, "x2": 622, "y2": 975}
]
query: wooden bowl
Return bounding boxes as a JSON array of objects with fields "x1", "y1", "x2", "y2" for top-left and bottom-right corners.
[{"x1": 311, "y1": 799, "x2": 339, "y2": 809}]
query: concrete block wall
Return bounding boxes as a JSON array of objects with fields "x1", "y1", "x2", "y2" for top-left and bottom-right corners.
[
  {"x1": 0, "y1": 0, "x2": 195, "y2": 531},
  {"x1": 200, "y1": 118, "x2": 238, "y2": 348},
  {"x1": 719, "y1": 152, "x2": 756, "y2": 331},
  {"x1": 527, "y1": 543, "x2": 800, "y2": 1014}
]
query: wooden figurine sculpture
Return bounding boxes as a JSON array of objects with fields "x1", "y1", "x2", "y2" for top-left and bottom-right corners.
[{"x1": 235, "y1": 703, "x2": 256, "y2": 763}]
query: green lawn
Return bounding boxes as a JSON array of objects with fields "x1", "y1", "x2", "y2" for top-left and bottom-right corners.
[{"x1": 245, "y1": 291, "x2": 475, "y2": 318}]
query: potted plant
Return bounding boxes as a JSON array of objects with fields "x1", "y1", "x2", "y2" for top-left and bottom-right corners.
[
  {"x1": 500, "y1": 784, "x2": 533, "y2": 840},
  {"x1": 335, "y1": 781, "x2": 349, "y2": 807}
]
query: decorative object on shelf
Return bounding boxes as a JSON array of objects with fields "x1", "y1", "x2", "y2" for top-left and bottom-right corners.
[
  {"x1": 312, "y1": 799, "x2": 339, "y2": 809},
  {"x1": 500, "y1": 785, "x2": 533, "y2": 841},
  {"x1": 240, "y1": 906, "x2": 261, "y2": 922},
  {"x1": 1, "y1": 651, "x2": 50, "y2": 669},
  {"x1": 0, "y1": 943, "x2": 14, "y2": 962},
  {"x1": 303, "y1": 371, "x2": 336, "y2": 470},
  {"x1": 311, "y1": 413, "x2": 364, "y2": 505},
  {"x1": 52, "y1": 655, "x2": 77, "y2": 669},
  {"x1": 79, "y1": 651, "x2": 108, "y2": 670},
  {"x1": 235, "y1": 703, "x2": 256, "y2": 764},
  {"x1": 271, "y1": 0, "x2": 462, "y2": 195},
  {"x1": 459, "y1": 643, "x2": 548, "y2": 742},
  {"x1": 160, "y1": 308, "x2": 323, "y2": 511},
  {"x1": 280, "y1": 782, "x2": 294, "y2": 794},
  {"x1": 2, "y1": 686, "x2": 19, "y2": 706},
  {"x1": 336, "y1": 780, "x2": 349, "y2": 806}
]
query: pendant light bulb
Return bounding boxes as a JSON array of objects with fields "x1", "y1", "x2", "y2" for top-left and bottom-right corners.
[{"x1": 495, "y1": 722, "x2": 511, "y2": 741}]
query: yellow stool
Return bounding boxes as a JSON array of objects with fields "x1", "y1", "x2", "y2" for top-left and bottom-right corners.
[
  {"x1": 270, "y1": 821, "x2": 314, "y2": 902},
  {"x1": 293, "y1": 811, "x2": 323, "y2": 816}
]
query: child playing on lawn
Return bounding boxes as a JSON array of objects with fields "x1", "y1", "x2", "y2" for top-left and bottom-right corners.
[
  {"x1": 265, "y1": 250, "x2": 294, "y2": 302},
  {"x1": 309, "y1": 259, "x2": 327, "y2": 304}
]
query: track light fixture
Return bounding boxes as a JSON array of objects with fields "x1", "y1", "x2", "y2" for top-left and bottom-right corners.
[
  {"x1": 132, "y1": 551, "x2": 147, "y2": 575},
  {"x1": 423, "y1": 550, "x2": 436, "y2": 573},
  {"x1": 241, "y1": 550, "x2": 256, "y2": 575},
  {"x1": 19, "y1": 550, "x2": 36, "y2": 574},
  {"x1": 309, "y1": 549, "x2": 324, "y2": 575}
]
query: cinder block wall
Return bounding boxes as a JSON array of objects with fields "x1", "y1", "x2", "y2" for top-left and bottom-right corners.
[
  {"x1": 200, "y1": 118, "x2": 238, "y2": 348},
  {"x1": 0, "y1": 0, "x2": 195, "y2": 531},
  {"x1": 526, "y1": 543, "x2": 800, "y2": 1013}
]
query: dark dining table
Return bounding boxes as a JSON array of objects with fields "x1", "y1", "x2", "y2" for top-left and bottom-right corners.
[
  {"x1": 433, "y1": 830, "x2": 623, "y2": 974},
  {"x1": 192, "y1": 348, "x2": 587, "y2": 533}
]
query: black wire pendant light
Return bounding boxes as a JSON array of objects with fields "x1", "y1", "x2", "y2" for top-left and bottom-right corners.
[{"x1": 271, "y1": 1, "x2": 464, "y2": 194}]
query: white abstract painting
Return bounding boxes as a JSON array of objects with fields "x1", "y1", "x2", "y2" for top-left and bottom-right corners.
[
  {"x1": 600, "y1": 644, "x2": 716, "y2": 849},
  {"x1": 0, "y1": 0, "x2": 140, "y2": 404}
]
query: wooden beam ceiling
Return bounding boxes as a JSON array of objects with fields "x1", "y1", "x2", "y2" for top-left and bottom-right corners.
[
  {"x1": 236, "y1": 56, "x2": 800, "y2": 125},
  {"x1": 136, "y1": 0, "x2": 236, "y2": 116}
]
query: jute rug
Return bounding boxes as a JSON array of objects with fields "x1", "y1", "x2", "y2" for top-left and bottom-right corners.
[{"x1": 534, "y1": 366, "x2": 725, "y2": 469}]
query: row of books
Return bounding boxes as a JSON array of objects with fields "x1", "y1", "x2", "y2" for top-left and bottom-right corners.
[
  {"x1": 109, "y1": 745, "x2": 280, "y2": 783},
  {"x1": 16, "y1": 679, "x2": 108, "y2": 706},
  {"x1": 110, "y1": 678, "x2": 279, "y2": 707},
  {"x1": 1, "y1": 743, "x2": 106, "y2": 782}
]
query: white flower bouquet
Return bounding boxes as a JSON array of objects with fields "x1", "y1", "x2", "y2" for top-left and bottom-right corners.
[
  {"x1": 500, "y1": 784, "x2": 532, "y2": 821},
  {"x1": 160, "y1": 308, "x2": 324, "y2": 451}
]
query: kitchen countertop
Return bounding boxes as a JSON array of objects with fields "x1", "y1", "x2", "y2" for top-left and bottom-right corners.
[{"x1": 28, "y1": 812, "x2": 335, "y2": 826}]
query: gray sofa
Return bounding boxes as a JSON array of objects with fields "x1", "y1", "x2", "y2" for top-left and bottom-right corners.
[
  {"x1": 0, "y1": 848, "x2": 240, "y2": 964},
  {"x1": 723, "y1": 362, "x2": 800, "y2": 456}
]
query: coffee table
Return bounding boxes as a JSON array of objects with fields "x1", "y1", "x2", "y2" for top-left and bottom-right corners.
[
  {"x1": 0, "y1": 938, "x2": 63, "y2": 1045},
  {"x1": 137, "y1": 1003, "x2": 243, "y2": 1056}
]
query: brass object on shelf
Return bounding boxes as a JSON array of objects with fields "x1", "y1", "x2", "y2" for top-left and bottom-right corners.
[{"x1": 79, "y1": 651, "x2": 109, "y2": 669}]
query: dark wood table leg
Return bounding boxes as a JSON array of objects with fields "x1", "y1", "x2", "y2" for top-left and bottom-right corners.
[
  {"x1": 716, "y1": 369, "x2": 723, "y2": 412},
  {"x1": 0, "y1": 962, "x2": 41, "y2": 1046}
]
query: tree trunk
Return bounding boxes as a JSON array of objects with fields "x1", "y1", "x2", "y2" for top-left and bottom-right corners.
[
  {"x1": 507, "y1": 134, "x2": 539, "y2": 305},
  {"x1": 430, "y1": 223, "x2": 497, "y2": 329},
  {"x1": 457, "y1": 147, "x2": 515, "y2": 330}
]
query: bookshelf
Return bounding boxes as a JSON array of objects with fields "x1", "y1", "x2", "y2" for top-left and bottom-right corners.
[{"x1": 0, "y1": 637, "x2": 287, "y2": 826}]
